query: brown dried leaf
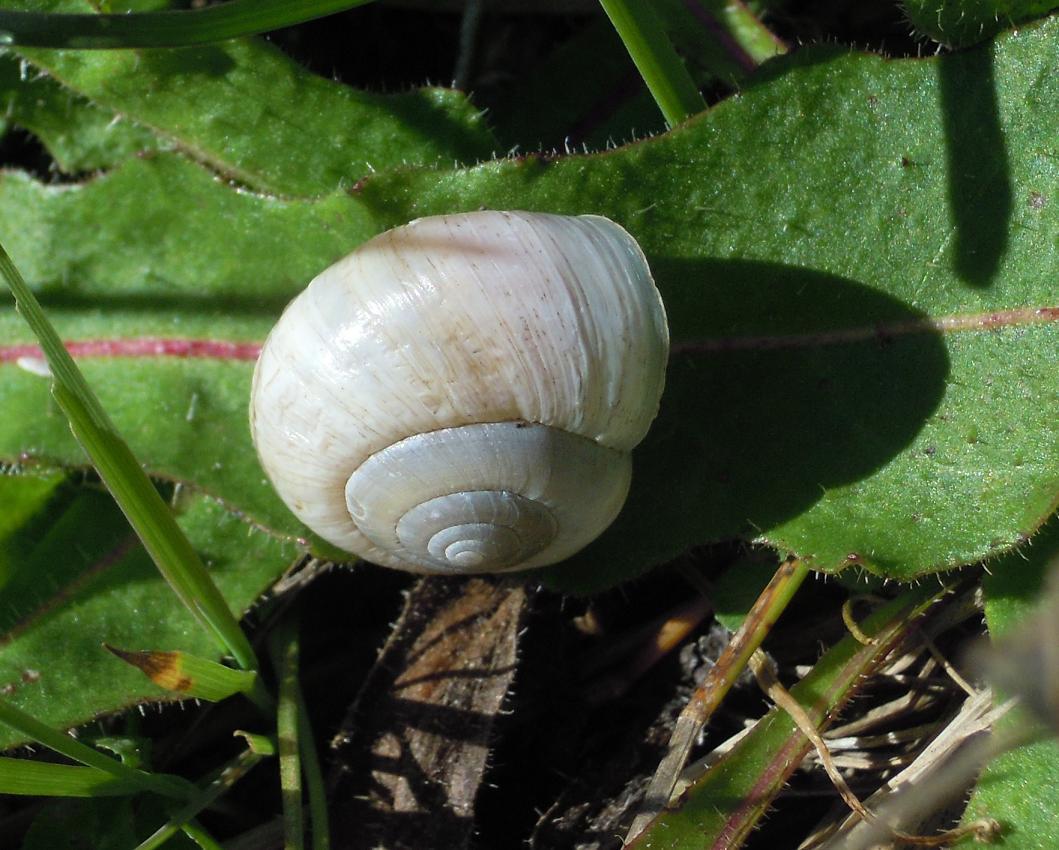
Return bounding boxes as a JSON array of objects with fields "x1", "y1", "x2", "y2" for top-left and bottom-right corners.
[{"x1": 329, "y1": 576, "x2": 527, "y2": 850}]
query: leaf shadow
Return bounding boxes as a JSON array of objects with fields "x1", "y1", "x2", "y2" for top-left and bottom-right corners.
[
  {"x1": 551, "y1": 259, "x2": 950, "y2": 591},
  {"x1": 135, "y1": 46, "x2": 237, "y2": 79},
  {"x1": 939, "y1": 44, "x2": 1012, "y2": 288}
]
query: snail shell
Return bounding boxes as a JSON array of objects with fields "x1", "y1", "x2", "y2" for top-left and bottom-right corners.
[{"x1": 250, "y1": 210, "x2": 668, "y2": 574}]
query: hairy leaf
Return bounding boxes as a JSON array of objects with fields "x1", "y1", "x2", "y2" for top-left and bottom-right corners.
[
  {"x1": 0, "y1": 20, "x2": 1057, "y2": 593},
  {"x1": 963, "y1": 515, "x2": 1059, "y2": 848},
  {"x1": 0, "y1": 483, "x2": 298, "y2": 750},
  {"x1": 903, "y1": 0, "x2": 1059, "y2": 46},
  {"x1": 9, "y1": 1, "x2": 497, "y2": 196},
  {"x1": 0, "y1": 53, "x2": 161, "y2": 173}
]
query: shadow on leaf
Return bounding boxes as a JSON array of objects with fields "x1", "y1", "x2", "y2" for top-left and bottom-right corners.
[
  {"x1": 939, "y1": 44, "x2": 1012, "y2": 288},
  {"x1": 548, "y1": 259, "x2": 949, "y2": 592}
]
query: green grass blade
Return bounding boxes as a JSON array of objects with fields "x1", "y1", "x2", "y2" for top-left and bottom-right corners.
[
  {"x1": 298, "y1": 691, "x2": 331, "y2": 850},
  {"x1": 598, "y1": 0, "x2": 706, "y2": 126},
  {"x1": 0, "y1": 758, "x2": 142, "y2": 797},
  {"x1": 0, "y1": 698, "x2": 194, "y2": 800},
  {"x1": 0, "y1": 242, "x2": 259, "y2": 674},
  {"x1": 269, "y1": 617, "x2": 305, "y2": 850},
  {"x1": 630, "y1": 581, "x2": 949, "y2": 848},
  {"x1": 0, "y1": 1, "x2": 374, "y2": 49},
  {"x1": 134, "y1": 746, "x2": 269, "y2": 850},
  {"x1": 106, "y1": 646, "x2": 261, "y2": 703},
  {"x1": 268, "y1": 611, "x2": 330, "y2": 849}
]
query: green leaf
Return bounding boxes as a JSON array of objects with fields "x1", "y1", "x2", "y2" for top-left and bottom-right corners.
[
  {"x1": 0, "y1": 472, "x2": 69, "y2": 591},
  {"x1": 0, "y1": 757, "x2": 142, "y2": 796},
  {"x1": 711, "y1": 551, "x2": 783, "y2": 631},
  {"x1": 902, "y1": 1, "x2": 1059, "y2": 47},
  {"x1": 0, "y1": 484, "x2": 299, "y2": 750},
  {"x1": 0, "y1": 20, "x2": 1057, "y2": 593},
  {"x1": 106, "y1": 646, "x2": 260, "y2": 703},
  {"x1": 981, "y1": 513, "x2": 1059, "y2": 638},
  {"x1": 9, "y1": 1, "x2": 496, "y2": 196},
  {"x1": 0, "y1": 153, "x2": 374, "y2": 550},
  {"x1": 0, "y1": 239, "x2": 260, "y2": 673},
  {"x1": 21, "y1": 796, "x2": 201, "y2": 850},
  {"x1": 959, "y1": 515, "x2": 1059, "y2": 848},
  {"x1": 633, "y1": 581, "x2": 946, "y2": 848},
  {"x1": 0, "y1": 52, "x2": 162, "y2": 172},
  {"x1": 0, "y1": 1, "x2": 374, "y2": 49},
  {"x1": 962, "y1": 736, "x2": 1059, "y2": 849},
  {"x1": 22, "y1": 798, "x2": 139, "y2": 850}
]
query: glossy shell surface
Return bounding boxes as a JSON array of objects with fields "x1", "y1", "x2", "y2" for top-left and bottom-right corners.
[{"x1": 250, "y1": 210, "x2": 668, "y2": 573}]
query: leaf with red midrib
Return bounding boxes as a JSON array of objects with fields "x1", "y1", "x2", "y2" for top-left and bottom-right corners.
[{"x1": 0, "y1": 20, "x2": 1058, "y2": 596}]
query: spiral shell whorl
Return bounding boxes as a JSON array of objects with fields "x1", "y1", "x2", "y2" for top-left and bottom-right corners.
[{"x1": 344, "y1": 422, "x2": 630, "y2": 574}]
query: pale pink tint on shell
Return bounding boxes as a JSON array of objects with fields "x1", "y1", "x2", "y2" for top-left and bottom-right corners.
[{"x1": 250, "y1": 211, "x2": 668, "y2": 573}]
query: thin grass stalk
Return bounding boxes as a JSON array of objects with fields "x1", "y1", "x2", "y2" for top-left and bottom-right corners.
[
  {"x1": 134, "y1": 747, "x2": 270, "y2": 850},
  {"x1": 270, "y1": 617, "x2": 305, "y2": 850},
  {"x1": 0, "y1": 243, "x2": 261, "y2": 678},
  {"x1": 0, "y1": 698, "x2": 194, "y2": 800},
  {"x1": 598, "y1": 0, "x2": 706, "y2": 126}
]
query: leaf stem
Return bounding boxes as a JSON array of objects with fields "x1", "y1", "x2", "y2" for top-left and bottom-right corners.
[
  {"x1": 0, "y1": 1, "x2": 374, "y2": 50},
  {"x1": 690, "y1": 0, "x2": 786, "y2": 71},
  {"x1": 598, "y1": 0, "x2": 706, "y2": 127},
  {"x1": 0, "y1": 243, "x2": 260, "y2": 675}
]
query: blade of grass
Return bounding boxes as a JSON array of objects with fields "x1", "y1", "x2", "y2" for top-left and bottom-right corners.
[
  {"x1": 134, "y1": 743, "x2": 272, "y2": 850},
  {"x1": 0, "y1": 0, "x2": 374, "y2": 49},
  {"x1": 598, "y1": 0, "x2": 707, "y2": 126},
  {"x1": 0, "y1": 698, "x2": 194, "y2": 800},
  {"x1": 298, "y1": 691, "x2": 331, "y2": 850},
  {"x1": 0, "y1": 758, "x2": 143, "y2": 797},
  {"x1": 105, "y1": 646, "x2": 264, "y2": 704},
  {"x1": 628, "y1": 580, "x2": 953, "y2": 849},
  {"x1": 269, "y1": 617, "x2": 305, "y2": 850},
  {"x1": 627, "y1": 558, "x2": 810, "y2": 840},
  {"x1": 0, "y1": 243, "x2": 260, "y2": 678}
]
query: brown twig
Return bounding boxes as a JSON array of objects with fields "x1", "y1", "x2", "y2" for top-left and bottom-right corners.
[{"x1": 625, "y1": 558, "x2": 810, "y2": 842}]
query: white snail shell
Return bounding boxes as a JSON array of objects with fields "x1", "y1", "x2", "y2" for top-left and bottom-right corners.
[{"x1": 250, "y1": 210, "x2": 669, "y2": 574}]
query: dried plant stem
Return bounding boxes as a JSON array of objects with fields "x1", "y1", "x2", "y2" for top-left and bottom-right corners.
[
  {"x1": 751, "y1": 651, "x2": 997, "y2": 847},
  {"x1": 842, "y1": 596, "x2": 884, "y2": 645},
  {"x1": 626, "y1": 558, "x2": 810, "y2": 841}
]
